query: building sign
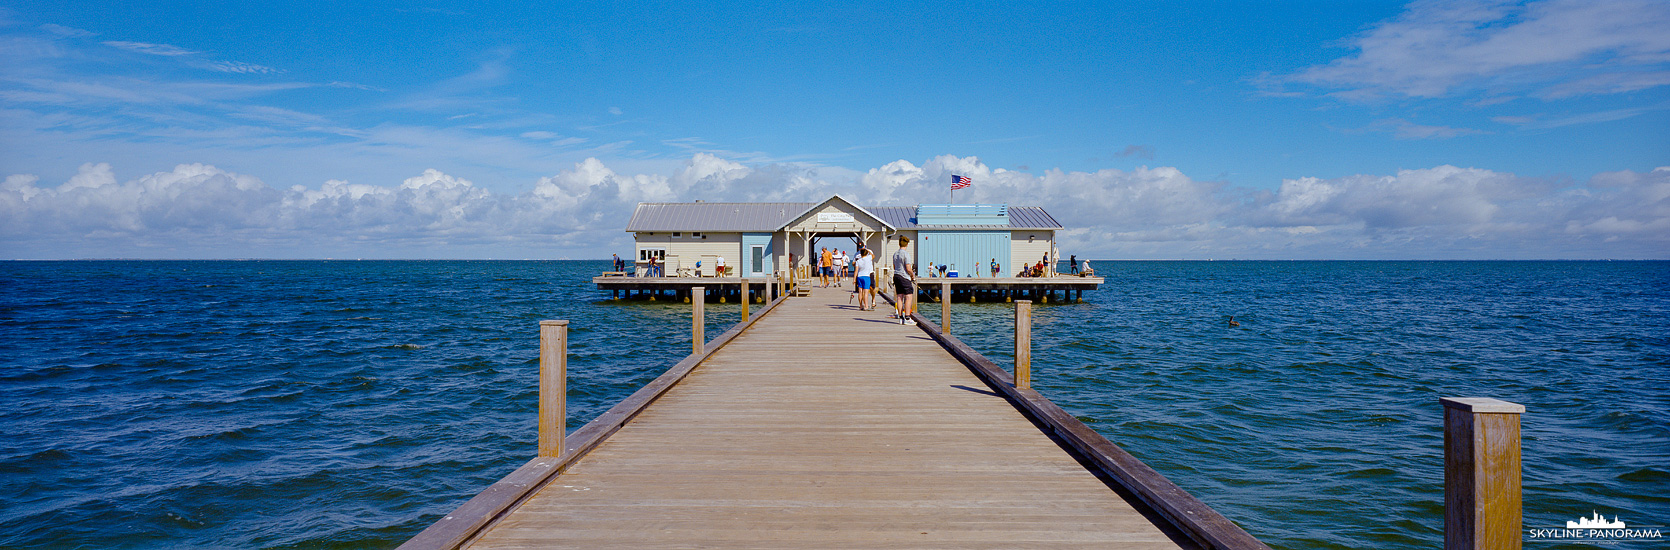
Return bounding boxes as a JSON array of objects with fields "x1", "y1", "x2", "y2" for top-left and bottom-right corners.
[{"x1": 817, "y1": 212, "x2": 855, "y2": 223}]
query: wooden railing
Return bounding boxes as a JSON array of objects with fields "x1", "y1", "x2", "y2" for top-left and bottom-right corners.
[
  {"x1": 397, "y1": 290, "x2": 791, "y2": 550},
  {"x1": 881, "y1": 290, "x2": 1272, "y2": 550}
]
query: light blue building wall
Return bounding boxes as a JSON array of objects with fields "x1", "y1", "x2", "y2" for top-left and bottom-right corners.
[
  {"x1": 741, "y1": 233, "x2": 774, "y2": 276},
  {"x1": 915, "y1": 231, "x2": 1009, "y2": 277}
]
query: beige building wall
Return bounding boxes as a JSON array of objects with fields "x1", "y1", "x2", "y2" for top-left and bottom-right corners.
[
  {"x1": 882, "y1": 230, "x2": 918, "y2": 280},
  {"x1": 1011, "y1": 230, "x2": 1054, "y2": 277},
  {"x1": 636, "y1": 232, "x2": 742, "y2": 274}
]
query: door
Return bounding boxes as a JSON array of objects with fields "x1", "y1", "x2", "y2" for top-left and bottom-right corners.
[{"x1": 750, "y1": 245, "x2": 765, "y2": 275}]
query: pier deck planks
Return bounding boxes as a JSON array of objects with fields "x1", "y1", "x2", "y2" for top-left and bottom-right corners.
[{"x1": 466, "y1": 287, "x2": 1187, "y2": 549}]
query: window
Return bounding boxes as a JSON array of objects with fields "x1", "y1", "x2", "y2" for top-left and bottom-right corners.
[
  {"x1": 672, "y1": 232, "x2": 682, "y2": 238},
  {"x1": 638, "y1": 248, "x2": 665, "y2": 261},
  {"x1": 691, "y1": 232, "x2": 703, "y2": 238}
]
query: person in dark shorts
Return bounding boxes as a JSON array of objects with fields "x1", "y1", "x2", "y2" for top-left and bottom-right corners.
[{"x1": 893, "y1": 236, "x2": 916, "y2": 325}]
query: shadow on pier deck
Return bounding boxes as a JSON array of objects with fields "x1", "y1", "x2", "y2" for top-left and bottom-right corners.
[{"x1": 400, "y1": 286, "x2": 1267, "y2": 550}]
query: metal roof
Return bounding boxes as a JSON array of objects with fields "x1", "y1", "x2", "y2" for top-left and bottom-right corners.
[
  {"x1": 1006, "y1": 206, "x2": 1063, "y2": 229},
  {"x1": 869, "y1": 205, "x2": 1061, "y2": 230},
  {"x1": 625, "y1": 200, "x2": 1063, "y2": 232},
  {"x1": 625, "y1": 202, "x2": 810, "y2": 232}
]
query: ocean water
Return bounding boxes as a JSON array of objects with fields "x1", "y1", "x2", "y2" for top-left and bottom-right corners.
[{"x1": 1, "y1": 260, "x2": 1665, "y2": 549}]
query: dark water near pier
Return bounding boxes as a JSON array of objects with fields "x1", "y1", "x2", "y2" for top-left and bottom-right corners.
[{"x1": 1, "y1": 260, "x2": 1665, "y2": 549}]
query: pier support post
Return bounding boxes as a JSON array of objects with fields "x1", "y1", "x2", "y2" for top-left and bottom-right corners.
[
  {"x1": 1441, "y1": 397, "x2": 1524, "y2": 550},
  {"x1": 538, "y1": 320, "x2": 568, "y2": 458},
  {"x1": 692, "y1": 286, "x2": 704, "y2": 355},
  {"x1": 1014, "y1": 300, "x2": 1031, "y2": 390},
  {"x1": 741, "y1": 280, "x2": 750, "y2": 320},
  {"x1": 940, "y1": 282, "x2": 952, "y2": 334}
]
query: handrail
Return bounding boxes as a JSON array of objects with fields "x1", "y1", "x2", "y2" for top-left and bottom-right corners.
[
  {"x1": 879, "y1": 291, "x2": 1271, "y2": 550},
  {"x1": 397, "y1": 291, "x2": 791, "y2": 550}
]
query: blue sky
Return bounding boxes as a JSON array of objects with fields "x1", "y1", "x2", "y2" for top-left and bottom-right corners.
[{"x1": 2, "y1": 0, "x2": 1667, "y2": 259}]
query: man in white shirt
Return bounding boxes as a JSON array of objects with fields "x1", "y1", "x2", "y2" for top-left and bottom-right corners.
[
  {"x1": 716, "y1": 256, "x2": 726, "y2": 277},
  {"x1": 833, "y1": 250, "x2": 846, "y2": 285}
]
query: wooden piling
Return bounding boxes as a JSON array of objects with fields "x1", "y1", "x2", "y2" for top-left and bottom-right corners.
[
  {"x1": 692, "y1": 286, "x2": 704, "y2": 355},
  {"x1": 741, "y1": 280, "x2": 750, "y2": 320},
  {"x1": 537, "y1": 320, "x2": 568, "y2": 458},
  {"x1": 1441, "y1": 397, "x2": 1524, "y2": 550},
  {"x1": 941, "y1": 282, "x2": 952, "y2": 334},
  {"x1": 1014, "y1": 300, "x2": 1031, "y2": 390}
]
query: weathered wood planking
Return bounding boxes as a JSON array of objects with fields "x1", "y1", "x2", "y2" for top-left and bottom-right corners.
[
  {"x1": 460, "y1": 287, "x2": 1198, "y2": 549},
  {"x1": 396, "y1": 292, "x2": 790, "y2": 550},
  {"x1": 886, "y1": 292, "x2": 1271, "y2": 550}
]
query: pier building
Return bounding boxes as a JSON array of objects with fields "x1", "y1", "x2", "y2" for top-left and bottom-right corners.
[
  {"x1": 627, "y1": 194, "x2": 1058, "y2": 278},
  {"x1": 604, "y1": 195, "x2": 1101, "y2": 302}
]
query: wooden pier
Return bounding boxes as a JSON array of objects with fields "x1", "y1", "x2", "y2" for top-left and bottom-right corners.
[
  {"x1": 595, "y1": 274, "x2": 1104, "y2": 303},
  {"x1": 401, "y1": 286, "x2": 1266, "y2": 550}
]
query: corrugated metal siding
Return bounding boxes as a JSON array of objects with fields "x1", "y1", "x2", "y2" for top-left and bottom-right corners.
[
  {"x1": 916, "y1": 204, "x2": 1008, "y2": 225},
  {"x1": 916, "y1": 231, "x2": 1010, "y2": 279},
  {"x1": 862, "y1": 205, "x2": 1058, "y2": 229}
]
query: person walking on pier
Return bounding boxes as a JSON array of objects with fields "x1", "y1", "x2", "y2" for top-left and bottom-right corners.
[
  {"x1": 854, "y1": 248, "x2": 874, "y2": 311},
  {"x1": 834, "y1": 249, "x2": 846, "y2": 285},
  {"x1": 893, "y1": 236, "x2": 917, "y2": 325},
  {"x1": 1069, "y1": 254, "x2": 1078, "y2": 275},
  {"x1": 819, "y1": 247, "x2": 832, "y2": 287},
  {"x1": 991, "y1": 258, "x2": 1000, "y2": 278}
]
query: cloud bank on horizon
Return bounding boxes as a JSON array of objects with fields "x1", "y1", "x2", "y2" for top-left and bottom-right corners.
[
  {"x1": 2, "y1": 0, "x2": 1666, "y2": 259},
  {"x1": 4, "y1": 155, "x2": 1664, "y2": 260}
]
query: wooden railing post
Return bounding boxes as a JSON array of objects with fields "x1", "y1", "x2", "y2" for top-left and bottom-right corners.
[
  {"x1": 692, "y1": 286, "x2": 704, "y2": 354},
  {"x1": 941, "y1": 282, "x2": 952, "y2": 334},
  {"x1": 1441, "y1": 397, "x2": 1524, "y2": 550},
  {"x1": 741, "y1": 280, "x2": 750, "y2": 320},
  {"x1": 1014, "y1": 300, "x2": 1031, "y2": 390},
  {"x1": 538, "y1": 320, "x2": 568, "y2": 457}
]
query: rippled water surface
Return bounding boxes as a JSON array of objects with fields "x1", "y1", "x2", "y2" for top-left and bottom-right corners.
[{"x1": 2, "y1": 260, "x2": 1666, "y2": 549}]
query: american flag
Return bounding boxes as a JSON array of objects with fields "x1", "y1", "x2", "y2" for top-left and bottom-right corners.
[{"x1": 951, "y1": 175, "x2": 972, "y2": 189}]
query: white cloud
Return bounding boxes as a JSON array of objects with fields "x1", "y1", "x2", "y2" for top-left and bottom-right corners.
[
  {"x1": 1368, "y1": 118, "x2": 1489, "y2": 139},
  {"x1": 1281, "y1": 0, "x2": 1670, "y2": 100},
  {"x1": 2, "y1": 157, "x2": 1665, "y2": 259},
  {"x1": 103, "y1": 41, "x2": 199, "y2": 56},
  {"x1": 204, "y1": 60, "x2": 280, "y2": 75},
  {"x1": 40, "y1": 24, "x2": 95, "y2": 38}
]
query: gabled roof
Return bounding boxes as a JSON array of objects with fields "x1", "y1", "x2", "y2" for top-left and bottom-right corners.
[
  {"x1": 624, "y1": 196, "x2": 1064, "y2": 232},
  {"x1": 779, "y1": 194, "x2": 895, "y2": 231}
]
